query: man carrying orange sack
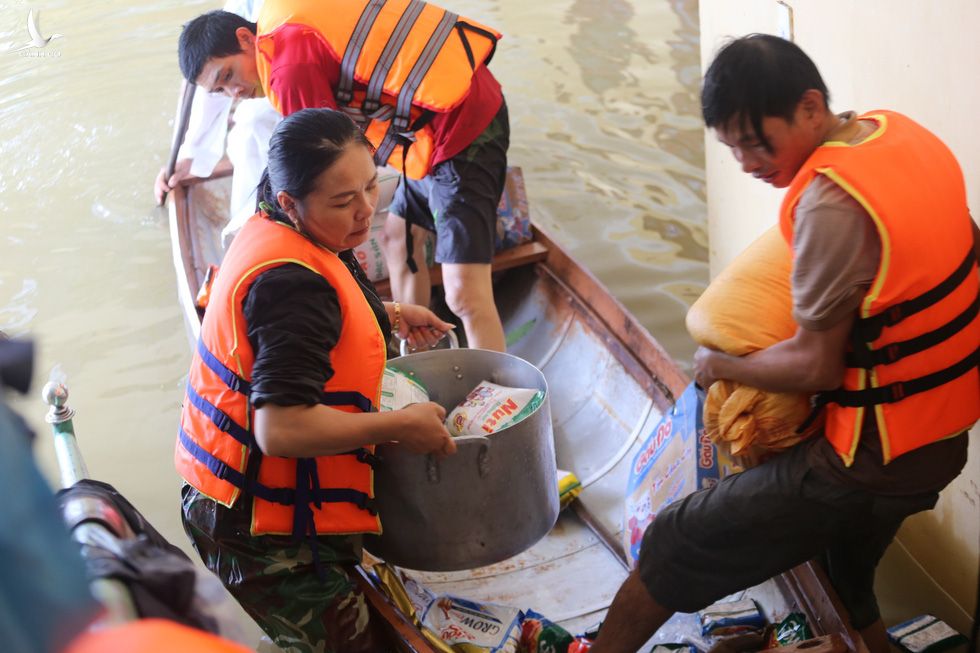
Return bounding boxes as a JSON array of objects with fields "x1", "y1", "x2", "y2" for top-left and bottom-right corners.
[
  {"x1": 592, "y1": 35, "x2": 979, "y2": 653},
  {"x1": 178, "y1": 0, "x2": 510, "y2": 351}
]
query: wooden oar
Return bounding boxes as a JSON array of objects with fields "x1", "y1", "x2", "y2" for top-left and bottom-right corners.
[{"x1": 158, "y1": 80, "x2": 197, "y2": 207}]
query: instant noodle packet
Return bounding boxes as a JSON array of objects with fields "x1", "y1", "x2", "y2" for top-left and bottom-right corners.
[
  {"x1": 887, "y1": 615, "x2": 968, "y2": 653},
  {"x1": 698, "y1": 598, "x2": 766, "y2": 636},
  {"x1": 766, "y1": 612, "x2": 813, "y2": 648}
]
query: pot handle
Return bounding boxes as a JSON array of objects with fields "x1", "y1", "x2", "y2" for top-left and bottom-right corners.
[
  {"x1": 425, "y1": 435, "x2": 492, "y2": 483},
  {"x1": 399, "y1": 329, "x2": 459, "y2": 357}
]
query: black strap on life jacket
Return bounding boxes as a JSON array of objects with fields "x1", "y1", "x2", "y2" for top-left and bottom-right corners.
[
  {"x1": 797, "y1": 248, "x2": 979, "y2": 434},
  {"x1": 845, "y1": 292, "x2": 979, "y2": 368},
  {"x1": 455, "y1": 21, "x2": 499, "y2": 68},
  {"x1": 852, "y1": 248, "x2": 977, "y2": 344},
  {"x1": 183, "y1": 340, "x2": 381, "y2": 579},
  {"x1": 818, "y1": 347, "x2": 978, "y2": 409}
]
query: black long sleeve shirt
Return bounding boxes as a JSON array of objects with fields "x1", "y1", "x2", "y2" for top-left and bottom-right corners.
[{"x1": 242, "y1": 249, "x2": 390, "y2": 408}]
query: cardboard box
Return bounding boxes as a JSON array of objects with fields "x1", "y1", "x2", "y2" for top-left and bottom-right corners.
[{"x1": 623, "y1": 383, "x2": 740, "y2": 566}]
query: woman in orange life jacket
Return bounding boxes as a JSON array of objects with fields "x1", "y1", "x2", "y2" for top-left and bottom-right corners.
[{"x1": 177, "y1": 108, "x2": 457, "y2": 653}]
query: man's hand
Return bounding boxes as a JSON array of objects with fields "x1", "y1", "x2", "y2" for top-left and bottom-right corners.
[
  {"x1": 154, "y1": 158, "x2": 193, "y2": 204},
  {"x1": 395, "y1": 402, "x2": 457, "y2": 457},
  {"x1": 693, "y1": 345, "x2": 728, "y2": 390}
]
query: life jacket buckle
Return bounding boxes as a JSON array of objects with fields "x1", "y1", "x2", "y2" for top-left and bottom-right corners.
[
  {"x1": 884, "y1": 344, "x2": 901, "y2": 363},
  {"x1": 884, "y1": 305, "x2": 905, "y2": 326},
  {"x1": 335, "y1": 89, "x2": 353, "y2": 105},
  {"x1": 355, "y1": 449, "x2": 382, "y2": 467},
  {"x1": 360, "y1": 496, "x2": 378, "y2": 515},
  {"x1": 889, "y1": 383, "x2": 906, "y2": 401}
]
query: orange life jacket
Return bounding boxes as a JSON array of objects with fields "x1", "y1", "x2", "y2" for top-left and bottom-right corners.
[
  {"x1": 255, "y1": 0, "x2": 501, "y2": 179},
  {"x1": 780, "y1": 111, "x2": 979, "y2": 465},
  {"x1": 175, "y1": 214, "x2": 386, "y2": 537},
  {"x1": 66, "y1": 619, "x2": 253, "y2": 653}
]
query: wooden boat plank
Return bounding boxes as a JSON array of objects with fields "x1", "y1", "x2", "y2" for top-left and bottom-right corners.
[{"x1": 374, "y1": 241, "x2": 550, "y2": 297}]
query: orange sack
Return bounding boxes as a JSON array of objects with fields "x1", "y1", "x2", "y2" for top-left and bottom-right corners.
[{"x1": 685, "y1": 226, "x2": 821, "y2": 461}]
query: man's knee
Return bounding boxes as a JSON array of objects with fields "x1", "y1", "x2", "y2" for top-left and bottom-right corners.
[
  {"x1": 442, "y1": 265, "x2": 495, "y2": 318},
  {"x1": 382, "y1": 213, "x2": 407, "y2": 255}
]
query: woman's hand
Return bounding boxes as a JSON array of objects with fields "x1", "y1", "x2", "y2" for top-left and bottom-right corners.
[
  {"x1": 391, "y1": 302, "x2": 455, "y2": 350},
  {"x1": 396, "y1": 402, "x2": 457, "y2": 457}
]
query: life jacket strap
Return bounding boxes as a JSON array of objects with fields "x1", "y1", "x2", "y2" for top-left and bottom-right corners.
[
  {"x1": 799, "y1": 347, "x2": 979, "y2": 435},
  {"x1": 185, "y1": 383, "x2": 254, "y2": 447},
  {"x1": 336, "y1": 0, "x2": 387, "y2": 106},
  {"x1": 455, "y1": 21, "x2": 499, "y2": 68},
  {"x1": 846, "y1": 291, "x2": 979, "y2": 368},
  {"x1": 178, "y1": 427, "x2": 376, "y2": 511},
  {"x1": 321, "y1": 389, "x2": 377, "y2": 413},
  {"x1": 353, "y1": 448, "x2": 382, "y2": 467},
  {"x1": 853, "y1": 248, "x2": 977, "y2": 343},
  {"x1": 197, "y1": 339, "x2": 251, "y2": 396},
  {"x1": 374, "y1": 6, "x2": 456, "y2": 168},
  {"x1": 363, "y1": 0, "x2": 427, "y2": 113}
]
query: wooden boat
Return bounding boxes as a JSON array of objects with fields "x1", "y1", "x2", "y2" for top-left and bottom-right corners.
[{"x1": 168, "y1": 169, "x2": 866, "y2": 652}]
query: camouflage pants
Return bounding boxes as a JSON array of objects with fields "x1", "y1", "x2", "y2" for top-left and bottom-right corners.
[{"x1": 181, "y1": 485, "x2": 385, "y2": 653}]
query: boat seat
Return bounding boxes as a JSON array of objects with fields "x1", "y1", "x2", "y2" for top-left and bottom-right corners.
[{"x1": 372, "y1": 240, "x2": 549, "y2": 298}]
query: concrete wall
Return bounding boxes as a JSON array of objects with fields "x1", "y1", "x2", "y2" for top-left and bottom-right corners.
[{"x1": 698, "y1": 0, "x2": 979, "y2": 634}]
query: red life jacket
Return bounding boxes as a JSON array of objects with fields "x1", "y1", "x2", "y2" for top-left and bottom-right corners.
[
  {"x1": 175, "y1": 214, "x2": 386, "y2": 537},
  {"x1": 780, "y1": 111, "x2": 979, "y2": 465}
]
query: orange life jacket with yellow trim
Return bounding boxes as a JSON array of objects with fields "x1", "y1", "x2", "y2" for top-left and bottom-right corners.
[
  {"x1": 175, "y1": 213, "x2": 386, "y2": 537},
  {"x1": 780, "y1": 110, "x2": 979, "y2": 465},
  {"x1": 255, "y1": 0, "x2": 501, "y2": 179}
]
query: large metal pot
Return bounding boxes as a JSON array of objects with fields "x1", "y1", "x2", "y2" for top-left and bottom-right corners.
[{"x1": 364, "y1": 348, "x2": 558, "y2": 571}]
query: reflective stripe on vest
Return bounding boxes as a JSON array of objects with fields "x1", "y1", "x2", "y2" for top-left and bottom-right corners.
[
  {"x1": 780, "y1": 111, "x2": 980, "y2": 465},
  {"x1": 255, "y1": 0, "x2": 501, "y2": 178},
  {"x1": 175, "y1": 214, "x2": 386, "y2": 537}
]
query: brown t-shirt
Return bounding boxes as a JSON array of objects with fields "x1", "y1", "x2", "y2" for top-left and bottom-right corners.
[{"x1": 790, "y1": 112, "x2": 968, "y2": 493}]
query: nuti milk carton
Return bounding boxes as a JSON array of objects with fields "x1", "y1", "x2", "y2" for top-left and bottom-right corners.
[{"x1": 623, "y1": 382, "x2": 740, "y2": 566}]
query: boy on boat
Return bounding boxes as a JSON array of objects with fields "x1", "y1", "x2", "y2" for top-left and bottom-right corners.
[
  {"x1": 177, "y1": 0, "x2": 511, "y2": 352},
  {"x1": 591, "y1": 34, "x2": 979, "y2": 653},
  {"x1": 153, "y1": 0, "x2": 280, "y2": 242}
]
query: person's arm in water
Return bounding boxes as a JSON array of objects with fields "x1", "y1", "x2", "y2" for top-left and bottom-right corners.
[{"x1": 244, "y1": 264, "x2": 457, "y2": 460}]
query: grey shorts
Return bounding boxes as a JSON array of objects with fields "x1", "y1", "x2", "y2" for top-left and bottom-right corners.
[
  {"x1": 388, "y1": 102, "x2": 509, "y2": 265},
  {"x1": 637, "y1": 436, "x2": 947, "y2": 629}
]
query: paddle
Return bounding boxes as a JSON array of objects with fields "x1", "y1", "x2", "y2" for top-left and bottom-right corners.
[{"x1": 158, "y1": 80, "x2": 197, "y2": 207}]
